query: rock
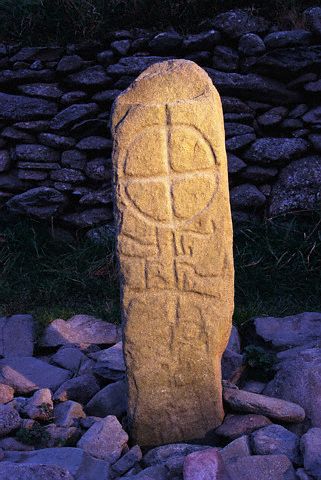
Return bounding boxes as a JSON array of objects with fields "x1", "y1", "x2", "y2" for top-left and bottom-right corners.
[
  {"x1": 13, "y1": 120, "x2": 51, "y2": 132},
  {"x1": 51, "y1": 346, "x2": 87, "y2": 372},
  {"x1": 6, "y1": 187, "x2": 66, "y2": 219},
  {"x1": 0, "y1": 437, "x2": 34, "y2": 451},
  {"x1": 264, "y1": 30, "x2": 312, "y2": 48},
  {"x1": 238, "y1": 33, "x2": 266, "y2": 56},
  {"x1": 241, "y1": 166, "x2": 278, "y2": 183},
  {"x1": 183, "y1": 448, "x2": 230, "y2": 480},
  {"x1": 0, "y1": 151, "x2": 10, "y2": 172},
  {"x1": 255, "y1": 312, "x2": 321, "y2": 349},
  {"x1": 304, "y1": 7, "x2": 321, "y2": 37},
  {"x1": 212, "y1": 10, "x2": 270, "y2": 38},
  {"x1": 206, "y1": 69, "x2": 299, "y2": 104},
  {"x1": 10, "y1": 46, "x2": 63, "y2": 63},
  {"x1": 38, "y1": 133, "x2": 75, "y2": 149},
  {"x1": 226, "y1": 133, "x2": 256, "y2": 151},
  {"x1": 0, "y1": 69, "x2": 54, "y2": 85},
  {"x1": 111, "y1": 39, "x2": 131, "y2": 56},
  {"x1": 77, "y1": 415, "x2": 128, "y2": 462},
  {"x1": 62, "y1": 208, "x2": 113, "y2": 228},
  {"x1": 263, "y1": 348, "x2": 321, "y2": 427},
  {"x1": 2, "y1": 127, "x2": 34, "y2": 143},
  {"x1": 0, "y1": 385, "x2": 14, "y2": 404},
  {"x1": 215, "y1": 414, "x2": 272, "y2": 442},
  {"x1": 112, "y1": 59, "x2": 234, "y2": 446},
  {"x1": 76, "y1": 136, "x2": 112, "y2": 151},
  {"x1": 227, "y1": 326, "x2": 241, "y2": 353},
  {"x1": 4, "y1": 447, "x2": 110, "y2": 480},
  {"x1": 223, "y1": 385, "x2": 305, "y2": 423},
  {"x1": 0, "y1": 356, "x2": 70, "y2": 394},
  {"x1": 0, "y1": 314, "x2": 34, "y2": 357},
  {"x1": 227, "y1": 154, "x2": 247, "y2": 174},
  {"x1": 15, "y1": 144, "x2": 60, "y2": 163},
  {"x1": 251, "y1": 424, "x2": 300, "y2": 464},
  {"x1": 61, "y1": 91, "x2": 87, "y2": 105},
  {"x1": 257, "y1": 107, "x2": 288, "y2": 127},
  {"x1": 45, "y1": 424, "x2": 81, "y2": 448},
  {"x1": 86, "y1": 379, "x2": 127, "y2": 418},
  {"x1": 309, "y1": 134, "x2": 321, "y2": 151},
  {"x1": 225, "y1": 123, "x2": 254, "y2": 138},
  {"x1": 111, "y1": 445, "x2": 142, "y2": 476},
  {"x1": 244, "y1": 138, "x2": 308, "y2": 165},
  {"x1": 222, "y1": 350, "x2": 244, "y2": 381},
  {"x1": 149, "y1": 32, "x2": 182, "y2": 54},
  {"x1": 67, "y1": 66, "x2": 111, "y2": 88},
  {"x1": 269, "y1": 157, "x2": 321, "y2": 216},
  {"x1": 97, "y1": 49, "x2": 114, "y2": 65},
  {"x1": 41, "y1": 314, "x2": 119, "y2": 347},
  {"x1": 255, "y1": 46, "x2": 321, "y2": 74},
  {"x1": 230, "y1": 184, "x2": 266, "y2": 209},
  {"x1": 85, "y1": 158, "x2": 111, "y2": 180},
  {"x1": 212, "y1": 46, "x2": 239, "y2": 72},
  {"x1": 225, "y1": 455, "x2": 297, "y2": 480},
  {"x1": 222, "y1": 96, "x2": 252, "y2": 114},
  {"x1": 56, "y1": 55, "x2": 85, "y2": 73},
  {"x1": 106, "y1": 56, "x2": 172, "y2": 76},
  {"x1": 0, "y1": 404, "x2": 21, "y2": 436},
  {"x1": 79, "y1": 189, "x2": 113, "y2": 206},
  {"x1": 220, "y1": 436, "x2": 251, "y2": 462},
  {"x1": 50, "y1": 103, "x2": 99, "y2": 130},
  {"x1": 303, "y1": 106, "x2": 321, "y2": 124},
  {"x1": 91, "y1": 342, "x2": 125, "y2": 380},
  {"x1": 61, "y1": 150, "x2": 86, "y2": 170},
  {"x1": 53, "y1": 374, "x2": 100, "y2": 404},
  {"x1": 296, "y1": 468, "x2": 313, "y2": 480},
  {"x1": 54, "y1": 401, "x2": 86, "y2": 427},
  {"x1": 143, "y1": 443, "x2": 209, "y2": 467},
  {"x1": 301, "y1": 428, "x2": 321, "y2": 479},
  {"x1": 50, "y1": 168, "x2": 85, "y2": 184},
  {"x1": 0, "y1": 462, "x2": 74, "y2": 480},
  {"x1": 24, "y1": 388, "x2": 53, "y2": 421},
  {"x1": 242, "y1": 381, "x2": 266, "y2": 394},
  {"x1": 126, "y1": 465, "x2": 167, "y2": 479},
  {"x1": 183, "y1": 30, "x2": 221, "y2": 52},
  {"x1": 18, "y1": 83, "x2": 63, "y2": 99},
  {"x1": 0, "y1": 92, "x2": 57, "y2": 121},
  {"x1": 92, "y1": 89, "x2": 121, "y2": 104}
]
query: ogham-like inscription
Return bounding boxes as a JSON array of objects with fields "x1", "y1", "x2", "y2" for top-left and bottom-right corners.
[{"x1": 112, "y1": 60, "x2": 234, "y2": 446}]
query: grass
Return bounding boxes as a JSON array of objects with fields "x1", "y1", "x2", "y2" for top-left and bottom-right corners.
[
  {"x1": 0, "y1": 0, "x2": 317, "y2": 45},
  {"x1": 0, "y1": 212, "x2": 320, "y2": 332}
]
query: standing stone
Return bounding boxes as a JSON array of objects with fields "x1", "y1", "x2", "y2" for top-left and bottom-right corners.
[{"x1": 112, "y1": 59, "x2": 234, "y2": 446}]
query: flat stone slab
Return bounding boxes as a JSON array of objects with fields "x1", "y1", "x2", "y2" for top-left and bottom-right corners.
[
  {"x1": 215, "y1": 414, "x2": 272, "y2": 441},
  {"x1": 0, "y1": 462, "x2": 74, "y2": 480},
  {"x1": 0, "y1": 357, "x2": 71, "y2": 394},
  {"x1": 223, "y1": 385, "x2": 305, "y2": 423},
  {"x1": 225, "y1": 454, "x2": 297, "y2": 480},
  {"x1": 40, "y1": 315, "x2": 119, "y2": 347},
  {"x1": 183, "y1": 448, "x2": 231, "y2": 480},
  {"x1": 0, "y1": 314, "x2": 35, "y2": 357},
  {"x1": 0, "y1": 92, "x2": 57, "y2": 121}
]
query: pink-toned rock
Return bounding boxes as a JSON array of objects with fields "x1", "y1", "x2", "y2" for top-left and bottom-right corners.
[
  {"x1": 215, "y1": 414, "x2": 272, "y2": 441},
  {"x1": 0, "y1": 385, "x2": 14, "y2": 404},
  {"x1": 183, "y1": 448, "x2": 231, "y2": 480}
]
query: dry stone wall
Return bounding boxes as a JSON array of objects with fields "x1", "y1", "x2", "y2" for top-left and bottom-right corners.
[{"x1": 1, "y1": 8, "x2": 321, "y2": 235}]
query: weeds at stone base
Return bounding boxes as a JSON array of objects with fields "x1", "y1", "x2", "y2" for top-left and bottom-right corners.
[{"x1": 0, "y1": 212, "x2": 320, "y2": 331}]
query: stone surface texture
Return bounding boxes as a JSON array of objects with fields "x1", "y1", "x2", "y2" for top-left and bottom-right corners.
[{"x1": 112, "y1": 59, "x2": 234, "y2": 446}]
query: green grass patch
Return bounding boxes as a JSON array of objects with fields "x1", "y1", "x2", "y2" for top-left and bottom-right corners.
[{"x1": 0, "y1": 212, "x2": 320, "y2": 330}]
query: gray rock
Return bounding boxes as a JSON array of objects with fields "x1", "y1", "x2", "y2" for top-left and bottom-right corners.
[
  {"x1": 13, "y1": 120, "x2": 51, "y2": 132},
  {"x1": 0, "y1": 69, "x2": 55, "y2": 85},
  {"x1": 15, "y1": 144, "x2": 59, "y2": 163},
  {"x1": 215, "y1": 414, "x2": 272, "y2": 441},
  {"x1": 50, "y1": 103, "x2": 99, "y2": 131},
  {"x1": 6, "y1": 187, "x2": 65, "y2": 219},
  {"x1": 149, "y1": 32, "x2": 182, "y2": 54},
  {"x1": 251, "y1": 424, "x2": 300, "y2": 464},
  {"x1": 4, "y1": 447, "x2": 110, "y2": 480},
  {"x1": 304, "y1": 7, "x2": 321, "y2": 37},
  {"x1": 91, "y1": 342, "x2": 125, "y2": 380},
  {"x1": 289, "y1": 104, "x2": 309, "y2": 119},
  {"x1": 212, "y1": 10, "x2": 270, "y2": 38},
  {"x1": 269, "y1": 157, "x2": 321, "y2": 216},
  {"x1": 206, "y1": 69, "x2": 299, "y2": 104},
  {"x1": 244, "y1": 138, "x2": 309, "y2": 165},
  {"x1": 183, "y1": 448, "x2": 229, "y2": 480},
  {"x1": 238, "y1": 33, "x2": 266, "y2": 56},
  {"x1": 0, "y1": 404, "x2": 21, "y2": 436},
  {"x1": 1, "y1": 127, "x2": 34, "y2": 143},
  {"x1": 227, "y1": 153, "x2": 247, "y2": 174},
  {"x1": 18, "y1": 83, "x2": 63, "y2": 99},
  {"x1": 85, "y1": 158, "x2": 111, "y2": 180},
  {"x1": 67, "y1": 66, "x2": 111, "y2": 88},
  {"x1": 61, "y1": 150, "x2": 86, "y2": 170},
  {"x1": 227, "y1": 326, "x2": 241, "y2": 353},
  {"x1": 41, "y1": 314, "x2": 119, "y2": 347},
  {"x1": 92, "y1": 89, "x2": 121, "y2": 104},
  {"x1": 86, "y1": 379, "x2": 127, "y2": 418},
  {"x1": 23, "y1": 388, "x2": 53, "y2": 421},
  {"x1": 213, "y1": 46, "x2": 239, "y2": 72},
  {"x1": 79, "y1": 189, "x2": 113, "y2": 207},
  {"x1": 222, "y1": 350, "x2": 244, "y2": 381},
  {"x1": 257, "y1": 107, "x2": 288, "y2": 127},
  {"x1": 62, "y1": 208, "x2": 113, "y2": 228},
  {"x1": 230, "y1": 184, "x2": 266, "y2": 209},
  {"x1": 143, "y1": 444, "x2": 210, "y2": 467},
  {"x1": 97, "y1": 50, "x2": 114, "y2": 65},
  {"x1": 0, "y1": 150, "x2": 10, "y2": 172},
  {"x1": 241, "y1": 166, "x2": 278, "y2": 183},
  {"x1": 0, "y1": 314, "x2": 34, "y2": 357},
  {"x1": 112, "y1": 445, "x2": 142, "y2": 476},
  {"x1": 51, "y1": 346, "x2": 87, "y2": 372},
  {"x1": 17, "y1": 162, "x2": 59, "y2": 171},
  {"x1": 10, "y1": 46, "x2": 63, "y2": 63},
  {"x1": 76, "y1": 136, "x2": 112, "y2": 151},
  {"x1": 255, "y1": 312, "x2": 321, "y2": 349},
  {"x1": 221, "y1": 436, "x2": 251, "y2": 462},
  {"x1": 38, "y1": 133, "x2": 76, "y2": 149},
  {"x1": 0, "y1": 462, "x2": 74, "y2": 480},
  {"x1": 54, "y1": 401, "x2": 86, "y2": 427},
  {"x1": 0, "y1": 92, "x2": 57, "y2": 121},
  {"x1": 226, "y1": 133, "x2": 256, "y2": 151},
  {"x1": 45, "y1": 424, "x2": 81, "y2": 448},
  {"x1": 243, "y1": 381, "x2": 266, "y2": 394},
  {"x1": 303, "y1": 106, "x2": 321, "y2": 124},
  {"x1": 61, "y1": 91, "x2": 87, "y2": 105},
  {"x1": 56, "y1": 55, "x2": 85, "y2": 73},
  {"x1": 264, "y1": 30, "x2": 312, "y2": 48},
  {"x1": 0, "y1": 437, "x2": 34, "y2": 451},
  {"x1": 225, "y1": 455, "x2": 297, "y2": 480},
  {"x1": 0, "y1": 384, "x2": 14, "y2": 404},
  {"x1": 126, "y1": 465, "x2": 167, "y2": 479},
  {"x1": 222, "y1": 96, "x2": 252, "y2": 114},
  {"x1": 50, "y1": 168, "x2": 85, "y2": 183},
  {"x1": 106, "y1": 56, "x2": 172, "y2": 76},
  {"x1": 111, "y1": 40, "x2": 131, "y2": 56},
  {"x1": 0, "y1": 356, "x2": 71, "y2": 394},
  {"x1": 183, "y1": 30, "x2": 221, "y2": 52},
  {"x1": 264, "y1": 348, "x2": 321, "y2": 427},
  {"x1": 77, "y1": 415, "x2": 128, "y2": 462},
  {"x1": 254, "y1": 46, "x2": 321, "y2": 74},
  {"x1": 305, "y1": 80, "x2": 321, "y2": 93},
  {"x1": 296, "y1": 468, "x2": 313, "y2": 480},
  {"x1": 301, "y1": 428, "x2": 321, "y2": 479},
  {"x1": 53, "y1": 374, "x2": 100, "y2": 404},
  {"x1": 308, "y1": 134, "x2": 321, "y2": 152}
]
